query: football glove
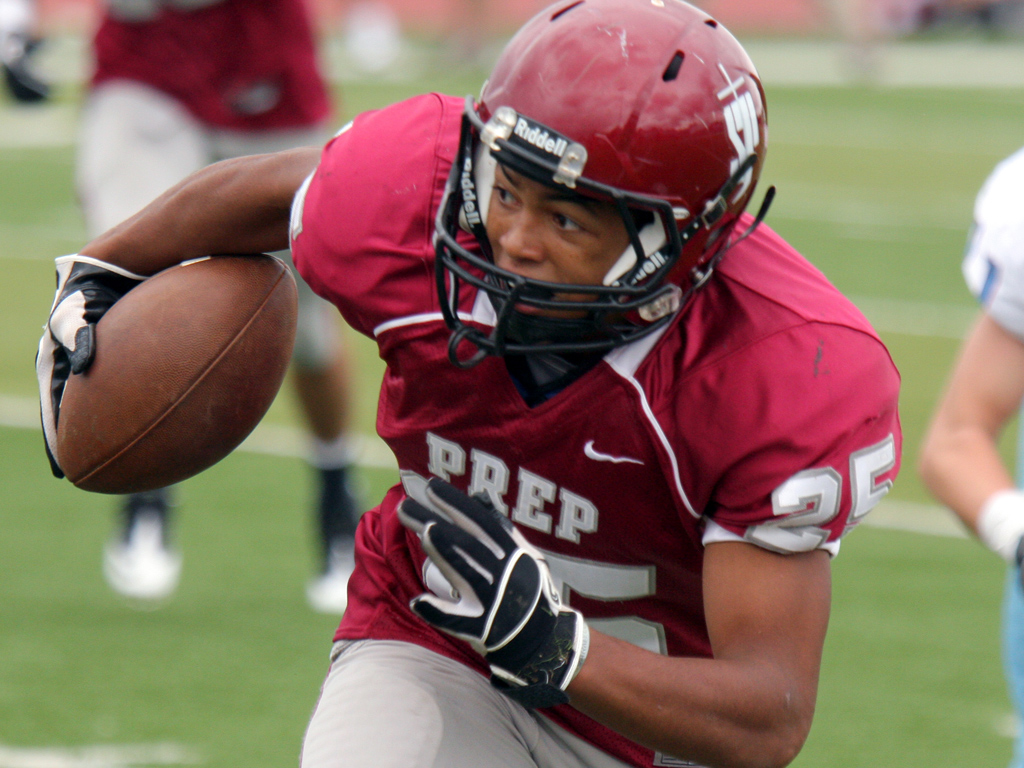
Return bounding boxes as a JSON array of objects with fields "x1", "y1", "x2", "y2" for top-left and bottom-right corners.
[
  {"x1": 2, "y1": 35, "x2": 49, "y2": 103},
  {"x1": 398, "y1": 478, "x2": 590, "y2": 709},
  {"x1": 36, "y1": 255, "x2": 146, "y2": 478}
]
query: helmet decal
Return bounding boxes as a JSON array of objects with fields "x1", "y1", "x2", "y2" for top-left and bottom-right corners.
[{"x1": 718, "y1": 64, "x2": 761, "y2": 202}]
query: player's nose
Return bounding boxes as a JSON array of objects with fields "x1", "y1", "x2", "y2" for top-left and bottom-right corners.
[{"x1": 496, "y1": 210, "x2": 545, "y2": 271}]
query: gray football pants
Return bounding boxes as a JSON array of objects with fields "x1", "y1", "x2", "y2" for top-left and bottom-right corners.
[
  {"x1": 300, "y1": 639, "x2": 632, "y2": 768},
  {"x1": 76, "y1": 80, "x2": 340, "y2": 369}
]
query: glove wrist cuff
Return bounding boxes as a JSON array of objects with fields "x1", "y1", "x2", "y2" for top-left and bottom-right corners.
[
  {"x1": 57, "y1": 253, "x2": 148, "y2": 282},
  {"x1": 487, "y1": 609, "x2": 589, "y2": 709},
  {"x1": 562, "y1": 615, "x2": 589, "y2": 688}
]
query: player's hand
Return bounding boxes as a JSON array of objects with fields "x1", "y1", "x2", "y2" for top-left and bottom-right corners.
[
  {"x1": 398, "y1": 478, "x2": 590, "y2": 708},
  {"x1": 1, "y1": 0, "x2": 49, "y2": 103},
  {"x1": 1, "y1": 35, "x2": 50, "y2": 103},
  {"x1": 36, "y1": 255, "x2": 146, "y2": 478}
]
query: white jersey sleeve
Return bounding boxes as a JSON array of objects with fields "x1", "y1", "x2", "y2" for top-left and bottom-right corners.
[{"x1": 963, "y1": 146, "x2": 1024, "y2": 340}]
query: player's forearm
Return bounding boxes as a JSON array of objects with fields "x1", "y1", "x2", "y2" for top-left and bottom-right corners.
[
  {"x1": 81, "y1": 148, "x2": 320, "y2": 275},
  {"x1": 918, "y1": 421, "x2": 1015, "y2": 531},
  {"x1": 567, "y1": 630, "x2": 815, "y2": 768}
]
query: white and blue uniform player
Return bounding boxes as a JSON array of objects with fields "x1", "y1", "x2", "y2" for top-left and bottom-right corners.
[{"x1": 922, "y1": 145, "x2": 1024, "y2": 766}]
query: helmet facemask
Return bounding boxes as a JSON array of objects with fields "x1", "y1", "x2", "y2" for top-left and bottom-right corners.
[{"x1": 433, "y1": 97, "x2": 759, "y2": 368}]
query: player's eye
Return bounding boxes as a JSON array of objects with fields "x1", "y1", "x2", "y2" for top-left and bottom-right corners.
[
  {"x1": 553, "y1": 212, "x2": 582, "y2": 232},
  {"x1": 495, "y1": 186, "x2": 517, "y2": 207}
]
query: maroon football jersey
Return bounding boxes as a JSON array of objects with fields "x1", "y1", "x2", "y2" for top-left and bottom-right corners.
[
  {"x1": 291, "y1": 94, "x2": 901, "y2": 768},
  {"x1": 91, "y1": 0, "x2": 330, "y2": 131}
]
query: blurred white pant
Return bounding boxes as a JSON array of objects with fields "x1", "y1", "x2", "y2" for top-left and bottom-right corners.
[
  {"x1": 76, "y1": 80, "x2": 339, "y2": 367},
  {"x1": 301, "y1": 639, "x2": 634, "y2": 768}
]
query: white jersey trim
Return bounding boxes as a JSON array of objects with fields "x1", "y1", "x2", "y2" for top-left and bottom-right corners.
[
  {"x1": 57, "y1": 253, "x2": 148, "y2": 282},
  {"x1": 604, "y1": 324, "x2": 670, "y2": 376},
  {"x1": 289, "y1": 170, "x2": 316, "y2": 243},
  {"x1": 604, "y1": 326, "x2": 699, "y2": 519},
  {"x1": 702, "y1": 518, "x2": 842, "y2": 556},
  {"x1": 374, "y1": 289, "x2": 498, "y2": 337},
  {"x1": 375, "y1": 299, "x2": 699, "y2": 519},
  {"x1": 373, "y1": 311, "x2": 477, "y2": 337}
]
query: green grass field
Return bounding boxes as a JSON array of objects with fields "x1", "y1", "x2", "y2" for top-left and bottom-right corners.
[{"x1": 1, "y1": 38, "x2": 1022, "y2": 767}]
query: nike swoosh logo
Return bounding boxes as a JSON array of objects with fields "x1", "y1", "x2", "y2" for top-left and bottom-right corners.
[{"x1": 583, "y1": 440, "x2": 644, "y2": 465}]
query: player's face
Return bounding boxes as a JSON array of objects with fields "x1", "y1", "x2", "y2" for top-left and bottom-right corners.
[{"x1": 486, "y1": 164, "x2": 630, "y2": 303}]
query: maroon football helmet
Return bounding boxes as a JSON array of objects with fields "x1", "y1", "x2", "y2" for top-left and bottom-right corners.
[{"x1": 435, "y1": 0, "x2": 770, "y2": 365}]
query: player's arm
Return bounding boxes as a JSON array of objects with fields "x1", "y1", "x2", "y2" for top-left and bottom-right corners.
[
  {"x1": 398, "y1": 480, "x2": 830, "y2": 768},
  {"x1": 569, "y1": 542, "x2": 829, "y2": 768},
  {"x1": 37, "y1": 147, "x2": 321, "y2": 477},
  {"x1": 919, "y1": 311, "x2": 1024, "y2": 560},
  {"x1": 83, "y1": 147, "x2": 321, "y2": 276}
]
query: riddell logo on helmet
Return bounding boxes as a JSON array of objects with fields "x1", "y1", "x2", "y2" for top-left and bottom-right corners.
[
  {"x1": 460, "y1": 157, "x2": 482, "y2": 227},
  {"x1": 513, "y1": 118, "x2": 569, "y2": 158}
]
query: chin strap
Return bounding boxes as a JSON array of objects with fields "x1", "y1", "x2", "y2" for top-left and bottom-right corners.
[
  {"x1": 730, "y1": 185, "x2": 776, "y2": 248},
  {"x1": 689, "y1": 184, "x2": 776, "y2": 293},
  {"x1": 447, "y1": 325, "x2": 491, "y2": 369}
]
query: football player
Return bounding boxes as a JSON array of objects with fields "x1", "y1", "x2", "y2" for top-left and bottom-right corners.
[
  {"x1": 76, "y1": 0, "x2": 361, "y2": 611},
  {"x1": 38, "y1": 1, "x2": 902, "y2": 765},
  {"x1": 920, "y1": 145, "x2": 1024, "y2": 768}
]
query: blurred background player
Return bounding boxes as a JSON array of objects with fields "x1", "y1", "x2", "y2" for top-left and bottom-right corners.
[
  {"x1": 0, "y1": 0, "x2": 49, "y2": 102},
  {"x1": 920, "y1": 145, "x2": 1024, "y2": 768},
  {"x1": 76, "y1": 0, "x2": 361, "y2": 613}
]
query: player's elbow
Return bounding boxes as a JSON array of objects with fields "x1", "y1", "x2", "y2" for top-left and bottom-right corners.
[
  {"x1": 738, "y1": 717, "x2": 812, "y2": 768},
  {"x1": 917, "y1": 423, "x2": 948, "y2": 497},
  {"x1": 707, "y1": 698, "x2": 814, "y2": 768},
  {"x1": 762, "y1": 727, "x2": 810, "y2": 768}
]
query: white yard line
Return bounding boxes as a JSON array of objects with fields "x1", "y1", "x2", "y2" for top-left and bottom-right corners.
[
  {"x1": 848, "y1": 295, "x2": 976, "y2": 340},
  {"x1": 768, "y1": 183, "x2": 971, "y2": 232},
  {"x1": 2, "y1": 38, "x2": 1024, "y2": 150},
  {"x1": 746, "y1": 38, "x2": 1024, "y2": 88},
  {"x1": 0, "y1": 742, "x2": 200, "y2": 768},
  {"x1": 0, "y1": 394, "x2": 397, "y2": 470},
  {"x1": 0, "y1": 103, "x2": 78, "y2": 149},
  {"x1": 0, "y1": 394, "x2": 969, "y2": 537},
  {"x1": 863, "y1": 498, "x2": 967, "y2": 539},
  {"x1": 0, "y1": 395, "x2": 40, "y2": 429}
]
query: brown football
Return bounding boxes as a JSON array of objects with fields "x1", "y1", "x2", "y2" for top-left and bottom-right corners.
[{"x1": 56, "y1": 254, "x2": 297, "y2": 494}]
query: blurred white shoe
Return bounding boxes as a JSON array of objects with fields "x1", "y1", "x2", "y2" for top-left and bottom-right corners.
[
  {"x1": 104, "y1": 493, "x2": 181, "y2": 602},
  {"x1": 306, "y1": 538, "x2": 355, "y2": 614},
  {"x1": 344, "y1": 0, "x2": 403, "y2": 74}
]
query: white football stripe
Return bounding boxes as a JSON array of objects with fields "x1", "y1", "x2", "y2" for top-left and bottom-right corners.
[
  {"x1": 0, "y1": 395, "x2": 397, "y2": 470},
  {"x1": 849, "y1": 295, "x2": 977, "y2": 340},
  {"x1": 0, "y1": 395, "x2": 975, "y2": 538},
  {"x1": 0, "y1": 741, "x2": 200, "y2": 768},
  {"x1": 861, "y1": 499, "x2": 967, "y2": 539}
]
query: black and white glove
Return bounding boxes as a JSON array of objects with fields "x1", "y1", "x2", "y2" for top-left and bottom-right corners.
[
  {"x1": 36, "y1": 255, "x2": 146, "y2": 477},
  {"x1": 398, "y1": 478, "x2": 590, "y2": 709},
  {"x1": 2, "y1": 34, "x2": 49, "y2": 102},
  {"x1": 1, "y1": 0, "x2": 50, "y2": 103}
]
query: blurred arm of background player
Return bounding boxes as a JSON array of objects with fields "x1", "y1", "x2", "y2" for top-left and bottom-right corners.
[{"x1": 920, "y1": 314, "x2": 1024, "y2": 553}]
